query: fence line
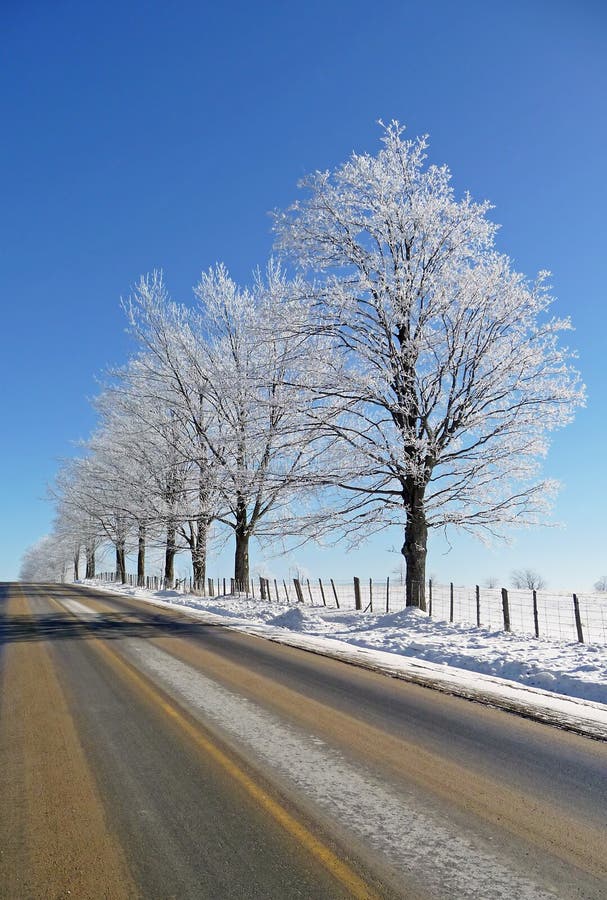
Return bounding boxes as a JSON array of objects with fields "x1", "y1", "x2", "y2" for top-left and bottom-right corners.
[{"x1": 92, "y1": 572, "x2": 607, "y2": 646}]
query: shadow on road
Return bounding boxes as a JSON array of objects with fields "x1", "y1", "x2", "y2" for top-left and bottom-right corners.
[{"x1": 0, "y1": 584, "x2": 214, "y2": 644}]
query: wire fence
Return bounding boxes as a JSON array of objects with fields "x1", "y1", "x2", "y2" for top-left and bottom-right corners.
[
  {"x1": 423, "y1": 582, "x2": 607, "y2": 646},
  {"x1": 94, "y1": 572, "x2": 607, "y2": 646}
]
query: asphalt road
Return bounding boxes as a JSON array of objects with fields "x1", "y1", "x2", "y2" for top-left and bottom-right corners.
[{"x1": 1, "y1": 582, "x2": 606, "y2": 899}]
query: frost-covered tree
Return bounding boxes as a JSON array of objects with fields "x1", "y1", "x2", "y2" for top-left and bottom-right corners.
[
  {"x1": 276, "y1": 122, "x2": 584, "y2": 608},
  {"x1": 122, "y1": 277, "x2": 224, "y2": 587},
  {"x1": 95, "y1": 373, "x2": 198, "y2": 586},
  {"x1": 58, "y1": 451, "x2": 133, "y2": 584},
  {"x1": 52, "y1": 499, "x2": 90, "y2": 582},
  {"x1": 90, "y1": 389, "x2": 156, "y2": 585},
  {"x1": 52, "y1": 463, "x2": 105, "y2": 579},
  {"x1": 126, "y1": 265, "x2": 331, "y2": 585},
  {"x1": 20, "y1": 534, "x2": 72, "y2": 583},
  {"x1": 594, "y1": 575, "x2": 607, "y2": 592},
  {"x1": 511, "y1": 568, "x2": 546, "y2": 590}
]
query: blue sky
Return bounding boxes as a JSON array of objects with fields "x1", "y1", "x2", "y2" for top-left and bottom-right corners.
[{"x1": 1, "y1": 0, "x2": 605, "y2": 588}]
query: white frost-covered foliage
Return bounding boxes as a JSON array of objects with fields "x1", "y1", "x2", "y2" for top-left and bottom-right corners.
[
  {"x1": 28, "y1": 122, "x2": 585, "y2": 597},
  {"x1": 123, "y1": 264, "x2": 333, "y2": 581},
  {"x1": 19, "y1": 535, "x2": 71, "y2": 582},
  {"x1": 275, "y1": 123, "x2": 585, "y2": 538}
]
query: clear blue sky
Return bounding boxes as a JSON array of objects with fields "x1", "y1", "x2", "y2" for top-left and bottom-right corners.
[{"x1": 1, "y1": 0, "x2": 605, "y2": 588}]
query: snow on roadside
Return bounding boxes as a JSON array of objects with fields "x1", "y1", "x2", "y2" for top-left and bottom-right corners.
[{"x1": 81, "y1": 580, "x2": 607, "y2": 738}]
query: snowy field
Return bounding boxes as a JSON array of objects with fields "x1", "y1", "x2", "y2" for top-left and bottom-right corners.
[{"x1": 83, "y1": 579, "x2": 607, "y2": 739}]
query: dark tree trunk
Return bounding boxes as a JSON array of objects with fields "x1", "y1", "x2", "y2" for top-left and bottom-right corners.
[
  {"x1": 73, "y1": 546, "x2": 80, "y2": 582},
  {"x1": 85, "y1": 545, "x2": 96, "y2": 579},
  {"x1": 192, "y1": 463, "x2": 211, "y2": 592},
  {"x1": 192, "y1": 547, "x2": 206, "y2": 591},
  {"x1": 137, "y1": 523, "x2": 146, "y2": 587},
  {"x1": 234, "y1": 531, "x2": 249, "y2": 588},
  {"x1": 233, "y1": 494, "x2": 249, "y2": 588},
  {"x1": 402, "y1": 493, "x2": 427, "y2": 610},
  {"x1": 115, "y1": 539, "x2": 126, "y2": 584},
  {"x1": 191, "y1": 517, "x2": 208, "y2": 591},
  {"x1": 164, "y1": 523, "x2": 176, "y2": 585}
]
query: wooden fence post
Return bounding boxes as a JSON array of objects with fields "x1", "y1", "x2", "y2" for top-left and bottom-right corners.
[
  {"x1": 353, "y1": 577, "x2": 362, "y2": 610},
  {"x1": 476, "y1": 584, "x2": 481, "y2": 627},
  {"x1": 330, "y1": 578, "x2": 340, "y2": 609},
  {"x1": 318, "y1": 578, "x2": 327, "y2": 606},
  {"x1": 369, "y1": 578, "x2": 373, "y2": 612},
  {"x1": 293, "y1": 579, "x2": 304, "y2": 603},
  {"x1": 307, "y1": 579, "x2": 314, "y2": 604},
  {"x1": 259, "y1": 577, "x2": 266, "y2": 600},
  {"x1": 532, "y1": 589, "x2": 539, "y2": 638},
  {"x1": 501, "y1": 588, "x2": 511, "y2": 632},
  {"x1": 274, "y1": 579, "x2": 279, "y2": 602},
  {"x1": 428, "y1": 579, "x2": 433, "y2": 617},
  {"x1": 386, "y1": 576, "x2": 390, "y2": 613},
  {"x1": 283, "y1": 580, "x2": 290, "y2": 602},
  {"x1": 573, "y1": 594, "x2": 584, "y2": 643},
  {"x1": 449, "y1": 582, "x2": 454, "y2": 623}
]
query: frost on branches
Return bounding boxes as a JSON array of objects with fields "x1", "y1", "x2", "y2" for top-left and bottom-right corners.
[
  {"x1": 275, "y1": 122, "x2": 585, "y2": 608},
  {"x1": 125, "y1": 264, "x2": 331, "y2": 585}
]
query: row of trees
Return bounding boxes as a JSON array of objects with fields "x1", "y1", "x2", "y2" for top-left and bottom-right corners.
[{"x1": 20, "y1": 124, "x2": 584, "y2": 607}]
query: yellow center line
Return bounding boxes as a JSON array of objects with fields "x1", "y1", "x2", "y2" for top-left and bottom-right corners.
[{"x1": 49, "y1": 593, "x2": 381, "y2": 900}]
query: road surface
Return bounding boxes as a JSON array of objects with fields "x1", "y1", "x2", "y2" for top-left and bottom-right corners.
[{"x1": 1, "y1": 582, "x2": 606, "y2": 899}]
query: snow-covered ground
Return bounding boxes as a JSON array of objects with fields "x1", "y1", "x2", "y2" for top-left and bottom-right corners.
[{"x1": 83, "y1": 579, "x2": 607, "y2": 740}]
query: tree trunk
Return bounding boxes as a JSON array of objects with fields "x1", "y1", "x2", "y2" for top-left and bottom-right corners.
[
  {"x1": 191, "y1": 517, "x2": 208, "y2": 592},
  {"x1": 85, "y1": 545, "x2": 96, "y2": 579},
  {"x1": 233, "y1": 493, "x2": 250, "y2": 588},
  {"x1": 192, "y1": 462, "x2": 211, "y2": 592},
  {"x1": 73, "y1": 545, "x2": 80, "y2": 582},
  {"x1": 137, "y1": 523, "x2": 146, "y2": 587},
  {"x1": 402, "y1": 495, "x2": 427, "y2": 610},
  {"x1": 192, "y1": 546, "x2": 206, "y2": 591},
  {"x1": 164, "y1": 523, "x2": 176, "y2": 585},
  {"x1": 234, "y1": 531, "x2": 249, "y2": 588},
  {"x1": 115, "y1": 539, "x2": 126, "y2": 584}
]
